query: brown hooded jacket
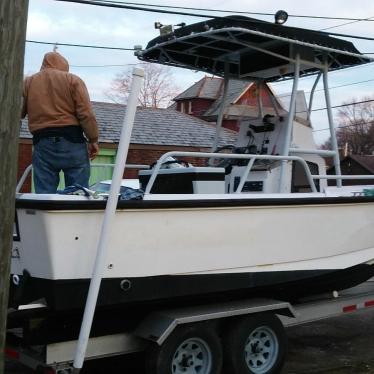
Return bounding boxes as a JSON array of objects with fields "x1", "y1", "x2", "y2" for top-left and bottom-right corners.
[{"x1": 22, "y1": 52, "x2": 99, "y2": 143}]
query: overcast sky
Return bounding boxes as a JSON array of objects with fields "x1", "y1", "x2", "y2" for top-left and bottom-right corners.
[{"x1": 25, "y1": 0, "x2": 374, "y2": 144}]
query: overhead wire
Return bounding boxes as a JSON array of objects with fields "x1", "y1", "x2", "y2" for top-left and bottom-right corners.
[
  {"x1": 25, "y1": 41, "x2": 374, "y2": 92},
  {"x1": 308, "y1": 99, "x2": 374, "y2": 113},
  {"x1": 53, "y1": 0, "x2": 374, "y2": 40},
  {"x1": 272, "y1": 62, "x2": 374, "y2": 87},
  {"x1": 274, "y1": 78, "x2": 374, "y2": 99},
  {"x1": 54, "y1": 0, "x2": 218, "y2": 19},
  {"x1": 26, "y1": 39, "x2": 135, "y2": 51},
  {"x1": 25, "y1": 39, "x2": 374, "y2": 55},
  {"x1": 71, "y1": 63, "x2": 144, "y2": 67},
  {"x1": 313, "y1": 120, "x2": 374, "y2": 132},
  {"x1": 58, "y1": 0, "x2": 374, "y2": 22},
  {"x1": 320, "y1": 16, "x2": 374, "y2": 31},
  {"x1": 300, "y1": 99, "x2": 374, "y2": 134}
]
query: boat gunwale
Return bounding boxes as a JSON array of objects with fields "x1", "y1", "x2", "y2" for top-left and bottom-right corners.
[{"x1": 15, "y1": 195, "x2": 374, "y2": 211}]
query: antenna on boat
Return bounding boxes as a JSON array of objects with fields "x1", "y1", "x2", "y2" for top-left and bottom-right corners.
[{"x1": 155, "y1": 21, "x2": 173, "y2": 35}]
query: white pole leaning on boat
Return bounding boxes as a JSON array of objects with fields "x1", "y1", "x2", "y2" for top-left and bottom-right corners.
[{"x1": 72, "y1": 67, "x2": 144, "y2": 373}]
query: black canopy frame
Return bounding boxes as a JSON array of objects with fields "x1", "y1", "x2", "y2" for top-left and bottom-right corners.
[{"x1": 139, "y1": 16, "x2": 372, "y2": 82}]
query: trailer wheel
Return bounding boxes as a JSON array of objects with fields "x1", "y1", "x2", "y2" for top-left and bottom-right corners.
[
  {"x1": 223, "y1": 314, "x2": 287, "y2": 374},
  {"x1": 145, "y1": 323, "x2": 222, "y2": 374}
]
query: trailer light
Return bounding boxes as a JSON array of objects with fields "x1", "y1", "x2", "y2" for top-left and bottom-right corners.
[
  {"x1": 5, "y1": 347, "x2": 19, "y2": 360},
  {"x1": 343, "y1": 304, "x2": 357, "y2": 313},
  {"x1": 275, "y1": 10, "x2": 288, "y2": 25},
  {"x1": 365, "y1": 300, "x2": 374, "y2": 308}
]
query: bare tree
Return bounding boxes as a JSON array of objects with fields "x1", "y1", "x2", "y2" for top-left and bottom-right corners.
[
  {"x1": 321, "y1": 97, "x2": 374, "y2": 155},
  {"x1": 106, "y1": 63, "x2": 179, "y2": 108}
]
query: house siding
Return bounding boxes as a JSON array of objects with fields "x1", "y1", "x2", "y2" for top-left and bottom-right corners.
[
  {"x1": 17, "y1": 141, "x2": 32, "y2": 193},
  {"x1": 328, "y1": 157, "x2": 374, "y2": 186},
  {"x1": 177, "y1": 98, "x2": 214, "y2": 117}
]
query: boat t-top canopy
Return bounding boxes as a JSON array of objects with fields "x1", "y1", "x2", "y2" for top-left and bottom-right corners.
[{"x1": 138, "y1": 16, "x2": 372, "y2": 81}]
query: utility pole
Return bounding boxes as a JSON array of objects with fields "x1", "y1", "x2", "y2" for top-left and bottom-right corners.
[{"x1": 0, "y1": 1, "x2": 29, "y2": 372}]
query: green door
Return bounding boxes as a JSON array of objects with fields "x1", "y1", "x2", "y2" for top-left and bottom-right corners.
[
  {"x1": 89, "y1": 148, "x2": 117, "y2": 187},
  {"x1": 32, "y1": 148, "x2": 117, "y2": 191}
]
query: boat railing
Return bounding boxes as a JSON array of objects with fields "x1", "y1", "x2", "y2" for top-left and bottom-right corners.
[
  {"x1": 145, "y1": 151, "x2": 318, "y2": 194},
  {"x1": 145, "y1": 151, "x2": 374, "y2": 195},
  {"x1": 15, "y1": 163, "x2": 149, "y2": 193}
]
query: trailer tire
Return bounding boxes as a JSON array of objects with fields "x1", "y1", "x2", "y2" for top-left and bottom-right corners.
[
  {"x1": 223, "y1": 313, "x2": 287, "y2": 374},
  {"x1": 145, "y1": 323, "x2": 222, "y2": 374}
]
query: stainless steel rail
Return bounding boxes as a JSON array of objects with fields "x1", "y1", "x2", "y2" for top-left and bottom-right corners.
[
  {"x1": 144, "y1": 151, "x2": 374, "y2": 195},
  {"x1": 15, "y1": 163, "x2": 149, "y2": 193},
  {"x1": 144, "y1": 151, "x2": 318, "y2": 194}
]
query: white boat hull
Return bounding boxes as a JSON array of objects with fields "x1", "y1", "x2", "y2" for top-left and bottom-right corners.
[{"x1": 10, "y1": 194, "x2": 374, "y2": 310}]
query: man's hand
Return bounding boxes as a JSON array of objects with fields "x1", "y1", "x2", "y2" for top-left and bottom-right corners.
[{"x1": 88, "y1": 142, "x2": 99, "y2": 160}]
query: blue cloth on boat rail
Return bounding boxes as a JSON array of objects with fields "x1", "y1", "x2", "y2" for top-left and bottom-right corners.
[
  {"x1": 58, "y1": 184, "x2": 91, "y2": 196},
  {"x1": 58, "y1": 184, "x2": 144, "y2": 200},
  {"x1": 119, "y1": 187, "x2": 144, "y2": 200}
]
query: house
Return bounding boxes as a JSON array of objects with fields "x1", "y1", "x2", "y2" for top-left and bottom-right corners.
[
  {"x1": 327, "y1": 155, "x2": 374, "y2": 185},
  {"x1": 172, "y1": 76, "x2": 288, "y2": 132},
  {"x1": 18, "y1": 102, "x2": 236, "y2": 192}
]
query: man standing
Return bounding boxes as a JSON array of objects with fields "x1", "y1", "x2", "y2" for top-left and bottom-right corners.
[{"x1": 22, "y1": 51, "x2": 99, "y2": 193}]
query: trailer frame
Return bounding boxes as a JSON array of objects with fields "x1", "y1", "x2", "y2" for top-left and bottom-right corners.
[{"x1": 6, "y1": 280, "x2": 374, "y2": 374}]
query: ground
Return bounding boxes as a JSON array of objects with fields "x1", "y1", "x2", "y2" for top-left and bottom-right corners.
[{"x1": 5, "y1": 308, "x2": 374, "y2": 373}]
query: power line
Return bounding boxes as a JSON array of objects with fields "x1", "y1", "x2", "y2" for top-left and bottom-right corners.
[
  {"x1": 323, "y1": 30, "x2": 374, "y2": 41},
  {"x1": 309, "y1": 78, "x2": 374, "y2": 93},
  {"x1": 275, "y1": 77, "x2": 374, "y2": 99},
  {"x1": 320, "y1": 16, "x2": 374, "y2": 31},
  {"x1": 25, "y1": 40, "x2": 374, "y2": 90},
  {"x1": 71, "y1": 63, "x2": 147, "y2": 67},
  {"x1": 26, "y1": 39, "x2": 135, "y2": 51},
  {"x1": 54, "y1": 0, "x2": 216, "y2": 18},
  {"x1": 313, "y1": 120, "x2": 374, "y2": 132},
  {"x1": 26, "y1": 39, "x2": 374, "y2": 56},
  {"x1": 54, "y1": 0, "x2": 374, "y2": 41},
  {"x1": 292, "y1": 99, "x2": 374, "y2": 116},
  {"x1": 309, "y1": 99, "x2": 374, "y2": 113},
  {"x1": 64, "y1": 0, "x2": 374, "y2": 22}
]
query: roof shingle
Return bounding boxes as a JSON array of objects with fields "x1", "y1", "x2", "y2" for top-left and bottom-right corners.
[
  {"x1": 174, "y1": 77, "x2": 223, "y2": 101},
  {"x1": 349, "y1": 155, "x2": 374, "y2": 174},
  {"x1": 20, "y1": 101, "x2": 236, "y2": 148}
]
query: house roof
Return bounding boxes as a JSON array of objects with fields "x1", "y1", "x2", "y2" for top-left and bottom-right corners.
[
  {"x1": 349, "y1": 155, "x2": 374, "y2": 173},
  {"x1": 20, "y1": 101, "x2": 236, "y2": 148},
  {"x1": 203, "y1": 79, "x2": 251, "y2": 117},
  {"x1": 174, "y1": 77, "x2": 223, "y2": 101}
]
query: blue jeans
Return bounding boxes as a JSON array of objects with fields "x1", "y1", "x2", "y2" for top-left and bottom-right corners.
[{"x1": 32, "y1": 137, "x2": 90, "y2": 193}]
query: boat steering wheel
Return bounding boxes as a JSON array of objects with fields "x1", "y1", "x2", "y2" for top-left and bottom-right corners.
[{"x1": 207, "y1": 144, "x2": 258, "y2": 168}]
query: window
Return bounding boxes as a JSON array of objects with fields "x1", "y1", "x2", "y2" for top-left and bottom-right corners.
[
  {"x1": 291, "y1": 161, "x2": 320, "y2": 193},
  {"x1": 180, "y1": 102, "x2": 185, "y2": 113},
  {"x1": 188, "y1": 101, "x2": 192, "y2": 114}
]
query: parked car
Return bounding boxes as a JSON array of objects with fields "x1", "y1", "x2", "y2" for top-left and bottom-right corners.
[{"x1": 90, "y1": 179, "x2": 140, "y2": 194}]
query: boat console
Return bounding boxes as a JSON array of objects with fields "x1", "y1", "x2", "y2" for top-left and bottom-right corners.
[{"x1": 139, "y1": 167, "x2": 225, "y2": 194}]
